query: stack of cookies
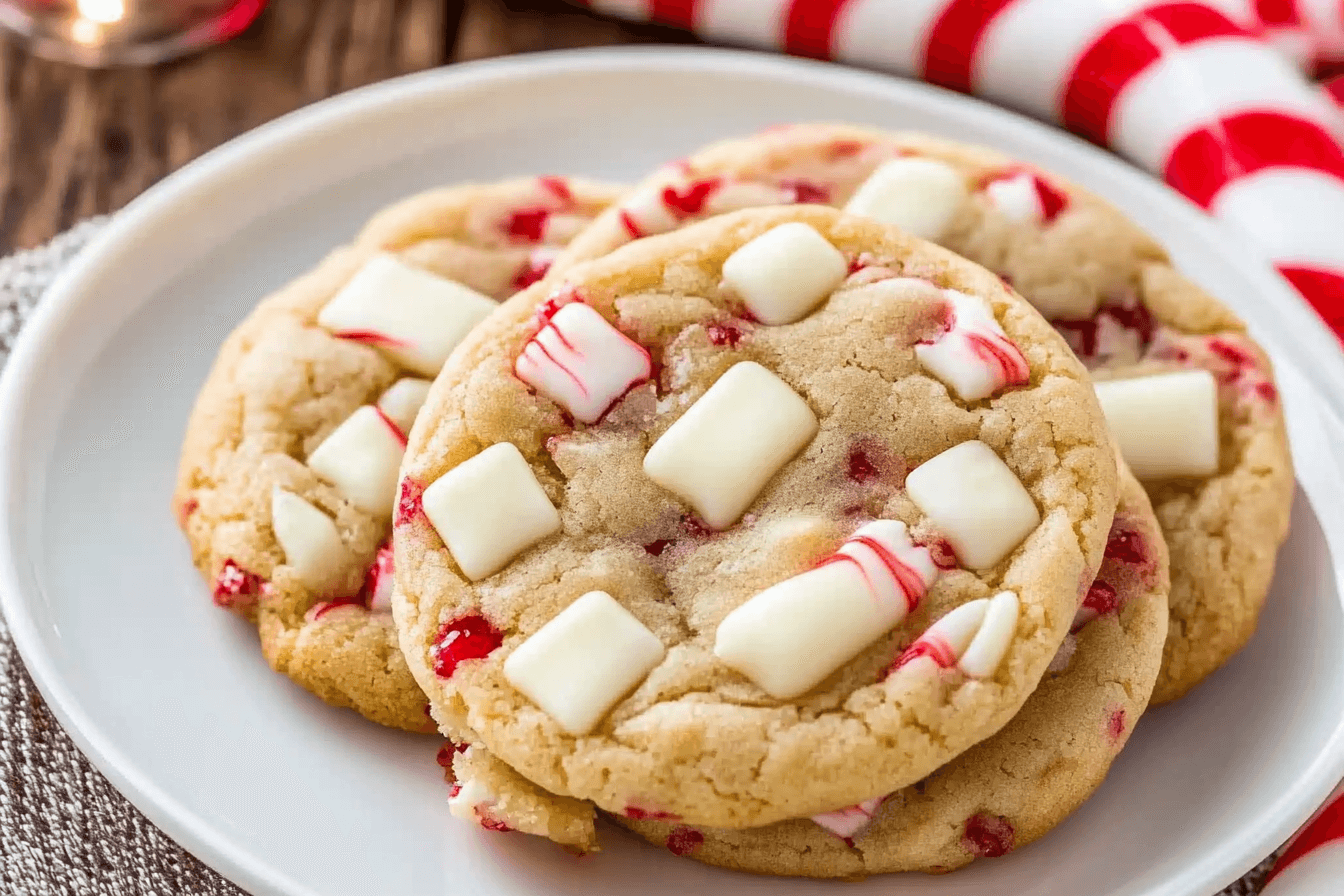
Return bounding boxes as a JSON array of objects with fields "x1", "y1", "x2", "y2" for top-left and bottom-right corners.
[{"x1": 174, "y1": 124, "x2": 1294, "y2": 877}]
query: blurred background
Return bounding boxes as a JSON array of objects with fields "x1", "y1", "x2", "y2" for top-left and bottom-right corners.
[{"x1": 0, "y1": 0, "x2": 695, "y2": 254}]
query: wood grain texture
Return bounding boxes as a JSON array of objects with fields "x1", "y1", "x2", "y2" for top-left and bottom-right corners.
[{"x1": 0, "y1": 0, "x2": 684, "y2": 253}]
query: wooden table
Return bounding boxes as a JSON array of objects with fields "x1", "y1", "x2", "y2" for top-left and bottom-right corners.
[{"x1": 0, "y1": 0, "x2": 695, "y2": 254}]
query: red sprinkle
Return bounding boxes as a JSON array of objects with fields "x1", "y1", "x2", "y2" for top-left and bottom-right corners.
[
  {"x1": 1255, "y1": 381, "x2": 1279, "y2": 403},
  {"x1": 625, "y1": 806, "x2": 680, "y2": 821},
  {"x1": 846, "y1": 446, "x2": 881, "y2": 483},
  {"x1": 921, "y1": 538, "x2": 960, "y2": 571},
  {"x1": 1082, "y1": 581, "x2": 1120, "y2": 617},
  {"x1": 1107, "y1": 708, "x2": 1127, "y2": 742},
  {"x1": 479, "y1": 814, "x2": 514, "y2": 833},
  {"x1": 435, "y1": 742, "x2": 468, "y2": 768},
  {"x1": 705, "y1": 322, "x2": 744, "y2": 347},
  {"x1": 661, "y1": 178, "x2": 721, "y2": 216},
  {"x1": 665, "y1": 826, "x2": 705, "y2": 856},
  {"x1": 504, "y1": 207, "x2": 550, "y2": 243},
  {"x1": 826, "y1": 139, "x2": 865, "y2": 159},
  {"x1": 1207, "y1": 337, "x2": 1256, "y2": 370},
  {"x1": 213, "y1": 559, "x2": 263, "y2": 610},
  {"x1": 537, "y1": 175, "x2": 573, "y2": 204},
  {"x1": 395, "y1": 477, "x2": 425, "y2": 526},
  {"x1": 432, "y1": 616, "x2": 504, "y2": 679},
  {"x1": 782, "y1": 179, "x2": 829, "y2": 204},
  {"x1": 177, "y1": 498, "x2": 198, "y2": 525},
  {"x1": 962, "y1": 814, "x2": 1015, "y2": 858},
  {"x1": 643, "y1": 539, "x2": 673, "y2": 557},
  {"x1": 1104, "y1": 526, "x2": 1147, "y2": 566},
  {"x1": 511, "y1": 256, "x2": 551, "y2": 290}
]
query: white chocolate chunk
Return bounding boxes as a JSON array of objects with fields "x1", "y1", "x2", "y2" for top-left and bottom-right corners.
[
  {"x1": 906, "y1": 440, "x2": 1040, "y2": 570},
  {"x1": 984, "y1": 172, "x2": 1045, "y2": 223},
  {"x1": 448, "y1": 774, "x2": 496, "y2": 823},
  {"x1": 812, "y1": 796, "x2": 887, "y2": 840},
  {"x1": 958, "y1": 591, "x2": 1020, "y2": 678},
  {"x1": 720, "y1": 223, "x2": 848, "y2": 325},
  {"x1": 503, "y1": 591, "x2": 665, "y2": 735},
  {"x1": 1093, "y1": 371, "x2": 1220, "y2": 480},
  {"x1": 844, "y1": 158, "x2": 969, "y2": 239},
  {"x1": 270, "y1": 489, "x2": 347, "y2": 592},
  {"x1": 514, "y1": 302, "x2": 652, "y2": 424},
  {"x1": 644, "y1": 361, "x2": 818, "y2": 529},
  {"x1": 306, "y1": 405, "x2": 406, "y2": 515},
  {"x1": 376, "y1": 378, "x2": 432, "y2": 435},
  {"x1": 714, "y1": 520, "x2": 938, "y2": 699},
  {"x1": 421, "y1": 442, "x2": 561, "y2": 581},
  {"x1": 915, "y1": 289, "x2": 1030, "y2": 401},
  {"x1": 317, "y1": 253, "x2": 496, "y2": 377}
]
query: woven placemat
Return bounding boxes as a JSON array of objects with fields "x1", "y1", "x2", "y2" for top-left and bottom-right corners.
[{"x1": 0, "y1": 223, "x2": 1278, "y2": 895}]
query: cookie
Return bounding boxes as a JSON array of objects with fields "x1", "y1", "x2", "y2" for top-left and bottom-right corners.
[
  {"x1": 173, "y1": 177, "x2": 625, "y2": 732},
  {"x1": 394, "y1": 204, "x2": 1118, "y2": 827},
  {"x1": 614, "y1": 457, "x2": 1169, "y2": 875},
  {"x1": 552, "y1": 124, "x2": 1294, "y2": 703}
]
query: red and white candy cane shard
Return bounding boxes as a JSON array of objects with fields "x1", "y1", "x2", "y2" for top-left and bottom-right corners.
[
  {"x1": 916, "y1": 289, "x2": 1030, "y2": 401},
  {"x1": 819, "y1": 520, "x2": 938, "y2": 615},
  {"x1": 617, "y1": 175, "x2": 726, "y2": 238},
  {"x1": 1262, "y1": 783, "x2": 1344, "y2": 894},
  {"x1": 583, "y1": 0, "x2": 1344, "y2": 342},
  {"x1": 713, "y1": 520, "x2": 938, "y2": 699},
  {"x1": 361, "y1": 540, "x2": 396, "y2": 612},
  {"x1": 981, "y1": 168, "x2": 1069, "y2": 224},
  {"x1": 812, "y1": 795, "x2": 888, "y2": 841},
  {"x1": 515, "y1": 301, "x2": 653, "y2": 424},
  {"x1": 890, "y1": 591, "x2": 1019, "y2": 679}
]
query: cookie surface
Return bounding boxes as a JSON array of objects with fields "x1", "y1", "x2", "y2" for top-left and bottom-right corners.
[
  {"x1": 614, "y1": 458, "x2": 1169, "y2": 875},
  {"x1": 174, "y1": 177, "x2": 624, "y2": 732},
  {"x1": 395, "y1": 205, "x2": 1117, "y2": 827},
  {"x1": 554, "y1": 124, "x2": 1294, "y2": 703}
]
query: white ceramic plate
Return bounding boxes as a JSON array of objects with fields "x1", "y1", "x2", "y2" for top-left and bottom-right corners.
[{"x1": 2, "y1": 47, "x2": 1344, "y2": 896}]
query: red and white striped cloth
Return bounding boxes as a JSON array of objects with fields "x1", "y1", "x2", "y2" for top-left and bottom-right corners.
[
  {"x1": 579, "y1": 0, "x2": 1344, "y2": 339},
  {"x1": 574, "y1": 0, "x2": 1344, "y2": 888}
]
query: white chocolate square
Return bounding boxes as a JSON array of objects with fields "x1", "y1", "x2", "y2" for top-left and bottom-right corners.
[
  {"x1": 720, "y1": 223, "x2": 848, "y2": 325},
  {"x1": 514, "y1": 302, "x2": 652, "y2": 424},
  {"x1": 421, "y1": 442, "x2": 561, "y2": 581},
  {"x1": 905, "y1": 440, "x2": 1040, "y2": 570},
  {"x1": 270, "y1": 489, "x2": 347, "y2": 592},
  {"x1": 306, "y1": 405, "x2": 406, "y2": 515},
  {"x1": 317, "y1": 253, "x2": 496, "y2": 377},
  {"x1": 714, "y1": 521, "x2": 938, "y2": 699},
  {"x1": 376, "y1": 377, "x2": 433, "y2": 436},
  {"x1": 844, "y1": 158, "x2": 969, "y2": 240},
  {"x1": 915, "y1": 290, "x2": 1030, "y2": 401},
  {"x1": 643, "y1": 362, "x2": 818, "y2": 529},
  {"x1": 503, "y1": 591, "x2": 665, "y2": 735},
  {"x1": 1093, "y1": 371, "x2": 1220, "y2": 480}
]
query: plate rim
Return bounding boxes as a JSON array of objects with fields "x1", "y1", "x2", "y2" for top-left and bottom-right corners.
[{"x1": 1, "y1": 44, "x2": 1342, "y2": 896}]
